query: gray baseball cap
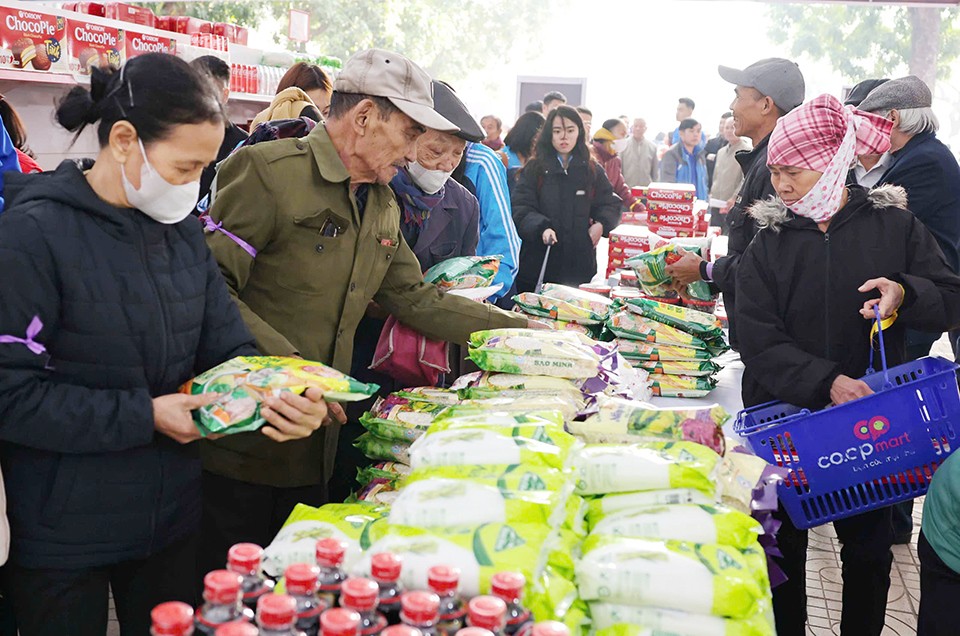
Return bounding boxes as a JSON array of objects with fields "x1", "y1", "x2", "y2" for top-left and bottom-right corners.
[
  {"x1": 858, "y1": 75, "x2": 932, "y2": 113},
  {"x1": 334, "y1": 48, "x2": 458, "y2": 133},
  {"x1": 718, "y1": 58, "x2": 806, "y2": 113}
]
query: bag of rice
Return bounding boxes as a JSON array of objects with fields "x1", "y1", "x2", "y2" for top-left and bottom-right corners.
[
  {"x1": 541, "y1": 283, "x2": 615, "y2": 316},
  {"x1": 453, "y1": 371, "x2": 584, "y2": 399},
  {"x1": 356, "y1": 461, "x2": 411, "y2": 488},
  {"x1": 430, "y1": 409, "x2": 566, "y2": 430},
  {"x1": 616, "y1": 340, "x2": 712, "y2": 362},
  {"x1": 568, "y1": 399, "x2": 727, "y2": 453},
  {"x1": 589, "y1": 504, "x2": 763, "y2": 549},
  {"x1": 639, "y1": 359, "x2": 720, "y2": 377},
  {"x1": 410, "y1": 427, "x2": 578, "y2": 471},
  {"x1": 392, "y1": 387, "x2": 462, "y2": 405},
  {"x1": 585, "y1": 489, "x2": 717, "y2": 526},
  {"x1": 453, "y1": 395, "x2": 581, "y2": 421},
  {"x1": 576, "y1": 536, "x2": 769, "y2": 619},
  {"x1": 353, "y1": 522, "x2": 557, "y2": 597},
  {"x1": 651, "y1": 374, "x2": 718, "y2": 398},
  {"x1": 513, "y1": 292, "x2": 604, "y2": 325},
  {"x1": 351, "y1": 478, "x2": 400, "y2": 506},
  {"x1": 181, "y1": 356, "x2": 379, "y2": 436},
  {"x1": 525, "y1": 316, "x2": 598, "y2": 336},
  {"x1": 359, "y1": 397, "x2": 451, "y2": 442},
  {"x1": 626, "y1": 245, "x2": 715, "y2": 302},
  {"x1": 262, "y1": 502, "x2": 388, "y2": 577},
  {"x1": 467, "y1": 329, "x2": 602, "y2": 379},
  {"x1": 354, "y1": 432, "x2": 411, "y2": 464},
  {"x1": 423, "y1": 255, "x2": 501, "y2": 290},
  {"x1": 606, "y1": 312, "x2": 710, "y2": 351},
  {"x1": 624, "y1": 298, "x2": 724, "y2": 344},
  {"x1": 591, "y1": 604, "x2": 773, "y2": 636},
  {"x1": 574, "y1": 441, "x2": 721, "y2": 496}
]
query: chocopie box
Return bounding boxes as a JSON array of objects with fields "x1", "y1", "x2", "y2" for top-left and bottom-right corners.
[
  {"x1": 645, "y1": 182, "x2": 696, "y2": 203},
  {"x1": 104, "y1": 3, "x2": 155, "y2": 28},
  {"x1": 608, "y1": 224, "x2": 652, "y2": 249},
  {"x1": 66, "y1": 18, "x2": 121, "y2": 73},
  {"x1": 0, "y1": 7, "x2": 67, "y2": 72},
  {"x1": 646, "y1": 199, "x2": 696, "y2": 215},
  {"x1": 647, "y1": 211, "x2": 698, "y2": 229},
  {"x1": 649, "y1": 225, "x2": 703, "y2": 239},
  {"x1": 124, "y1": 29, "x2": 175, "y2": 61}
]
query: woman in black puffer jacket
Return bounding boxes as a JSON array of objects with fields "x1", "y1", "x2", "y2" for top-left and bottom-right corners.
[
  {"x1": 0, "y1": 55, "x2": 331, "y2": 636},
  {"x1": 511, "y1": 105, "x2": 621, "y2": 292}
]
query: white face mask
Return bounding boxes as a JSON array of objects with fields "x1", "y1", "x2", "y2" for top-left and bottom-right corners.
[
  {"x1": 611, "y1": 138, "x2": 630, "y2": 154},
  {"x1": 407, "y1": 161, "x2": 452, "y2": 195},
  {"x1": 122, "y1": 139, "x2": 200, "y2": 224}
]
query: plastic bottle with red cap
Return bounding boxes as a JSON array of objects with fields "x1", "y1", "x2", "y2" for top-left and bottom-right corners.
[
  {"x1": 320, "y1": 608, "x2": 361, "y2": 636},
  {"x1": 256, "y1": 594, "x2": 301, "y2": 636},
  {"x1": 195, "y1": 570, "x2": 255, "y2": 635},
  {"x1": 228, "y1": 543, "x2": 276, "y2": 612},
  {"x1": 370, "y1": 553, "x2": 403, "y2": 624},
  {"x1": 339, "y1": 577, "x2": 388, "y2": 635},
  {"x1": 427, "y1": 566, "x2": 465, "y2": 636},
  {"x1": 465, "y1": 597, "x2": 507, "y2": 636},
  {"x1": 529, "y1": 622, "x2": 568, "y2": 636},
  {"x1": 490, "y1": 573, "x2": 532, "y2": 636},
  {"x1": 152, "y1": 601, "x2": 195, "y2": 636},
  {"x1": 315, "y1": 538, "x2": 349, "y2": 609},
  {"x1": 399, "y1": 591, "x2": 440, "y2": 636},
  {"x1": 216, "y1": 624, "x2": 260, "y2": 636},
  {"x1": 285, "y1": 563, "x2": 328, "y2": 636}
]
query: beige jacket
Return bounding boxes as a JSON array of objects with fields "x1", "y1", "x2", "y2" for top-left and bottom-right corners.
[
  {"x1": 710, "y1": 138, "x2": 752, "y2": 203},
  {"x1": 250, "y1": 87, "x2": 318, "y2": 128}
]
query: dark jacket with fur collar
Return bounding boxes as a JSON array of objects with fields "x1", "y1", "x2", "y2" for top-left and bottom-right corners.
[{"x1": 735, "y1": 184, "x2": 960, "y2": 409}]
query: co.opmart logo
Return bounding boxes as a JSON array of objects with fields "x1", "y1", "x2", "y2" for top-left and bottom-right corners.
[{"x1": 817, "y1": 415, "x2": 911, "y2": 469}]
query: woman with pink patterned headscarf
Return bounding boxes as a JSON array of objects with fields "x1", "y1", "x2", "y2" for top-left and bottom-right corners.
[{"x1": 736, "y1": 93, "x2": 960, "y2": 636}]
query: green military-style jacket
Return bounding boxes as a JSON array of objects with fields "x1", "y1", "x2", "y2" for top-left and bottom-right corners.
[{"x1": 200, "y1": 124, "x2": 525, "y2": 487}]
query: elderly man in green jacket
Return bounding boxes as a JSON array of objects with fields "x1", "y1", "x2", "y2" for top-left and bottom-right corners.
[{"x1": 198, "y1": 48, "x2": 529, "y2": 574}]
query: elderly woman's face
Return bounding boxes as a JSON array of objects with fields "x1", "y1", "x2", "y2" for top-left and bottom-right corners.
[
  {"x1": 416, "y1": 130, "x2": 466, "y2": 173},
  {"x1": 769, "y1": 164, "x2": 823, "y2": 205}
]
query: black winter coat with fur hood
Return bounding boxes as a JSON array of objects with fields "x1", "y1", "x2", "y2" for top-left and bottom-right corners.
[{"x1": 735, "y1": 184, "x2": 960, "y2": 410}]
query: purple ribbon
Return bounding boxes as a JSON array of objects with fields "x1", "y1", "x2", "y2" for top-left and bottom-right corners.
[
  {"x1": 201, "y1": 215, "x2": 258, "y2": 259},
  {"x1": 0, "y1": 316, "x2": 46, "y2": 355}
]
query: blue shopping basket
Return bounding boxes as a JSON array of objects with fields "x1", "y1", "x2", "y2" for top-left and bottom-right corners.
[{"x1": 734, "y1": 307, "x2": 960, "y2": 529}]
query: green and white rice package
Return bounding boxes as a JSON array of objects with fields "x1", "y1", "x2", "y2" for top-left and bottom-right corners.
[
  {"x1": 467, "y1": 329, "x2": 602, "y2": 379},
  {"x1": 588, "y1": 504, "x2": 763, "y2": 550},
  {"x1": 574, "y1": 441, "x2": 721, "y2": 497}
]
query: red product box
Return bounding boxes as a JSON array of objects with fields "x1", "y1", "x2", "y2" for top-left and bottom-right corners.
[
  {"x1": 649, "y1": 225, "x2": 701, "y2": 239},
  {"x1": 155, "y1": 16, "x2": 174, "y2": 32},
  {"x1": 608, "y1": 225, "x2": 652, "y2": 249},
  {"x1": 67, "y1": 18, "x2": 121, "y2": 73},
  {"x1": 124, "y1": 29, "x2": 175, "y2": 60},
  {"x1": 63, "y1": 3, "x2": 105, "y2": 17},
  {"x1": 647, "y1": 211, "x2": 698, "y2": 229},
  {"x1": 172, "y1": 16, "x2": 211, "y2": 35},
  {"x1": 646, "y1": 199, "x2": 696, "y2": 215},
  {"x1": 645, "y1": 182, "x2": 696, "y2": 203},
  {"x1": 104, "y1": 3, "x2": 155, "y2": 28},
  {"x1": 232, "y1": 25, "x2": 247, "y2": 45},
  {"x1": 608, "y1": 244, "x2": 646, "y2": 258},
  {"x1": 0, "y1": 7, "x2": 67, "y2": 72},
  {"x1": 620, "y1": 211, "x2": 647, "y2": 225},
  {"x1": 630, "y1": 186, "x2": 648, "y2": 199}
]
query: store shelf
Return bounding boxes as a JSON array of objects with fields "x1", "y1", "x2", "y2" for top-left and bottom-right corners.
[{"x1": 0, "y1": 69, "x2": 86, "y2": 86}]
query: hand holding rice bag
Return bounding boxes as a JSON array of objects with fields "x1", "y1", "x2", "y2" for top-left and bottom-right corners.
[
  {"x1": 639, "y1": 359, "x2": 720, "y2": 377},
  {"x1": 423, "y1": 255, "x2": 501, "y2": 290},
  {"x1": 574, "y1": 441, "x2": 721, "y2": 496},
  {"x1": 651, "y1": 374, "x2": 718, "y2": 398},
  {"x1": 624, "y1": 298, "x2": 724, "y2": 344},
  {"x1": 262, "y1": 502, "x2": 388, "y2": 577},
  {"x1": 616, "y1": 339, "x2": 712, "y2": 362},
  {"x1": 591, "y1": 604, "x2": 774, "y2": 636},
  {"x1": 589, "y1": 504, "x2": 763, "y2": 549},
  {"x1": 568, "y1": 399, "x2": 727, "y2": 453},
  {"x1": 576, "y1": 535, "x2": 769, "y2": 619},
  {"x1": 354, "y1": 432, "x2": 411, "y2": 464},
  {"x1": 607, "y1": 312, "x2": 710, "y2": 351},
  {"x1": 360, "y1": 397, "x2": 451, "y2": 442},
  {"x1": 181, "y1": 356, "x2": 379, "y2": 436},
  {"x1": 468, "y1": 329, "x2": 602, "y2": 379},
  {"x1": 626, "y1": 245, "x2": 715, "y2": 302},
  {"x1": 410, "y1": 426, "x2": 578, "y2": 470}
]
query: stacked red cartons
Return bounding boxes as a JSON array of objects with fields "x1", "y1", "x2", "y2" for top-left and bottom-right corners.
[
  {"x1": 606, "y1": 224, "x2": 653, "y2": 277},
  {"x1": 171, "y1": 16, "x2": 211, "y2": 35},
  {"x1": 62, "y1": 3, "x2": 105, "y2": 17},
  {"x1": 644, "y1": 182, "x2": 698, "y2": 237},
  {"x1": 104, "y1": 3, "x2": 155, "y2": 28},
  {"x1": 0, "y1": 6, "x2": 68, "y2": 73}
]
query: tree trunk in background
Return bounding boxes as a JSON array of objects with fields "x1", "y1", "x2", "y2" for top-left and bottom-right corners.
[{"x1": 909, "y1": 7, "x2": 941, "y2": 93}]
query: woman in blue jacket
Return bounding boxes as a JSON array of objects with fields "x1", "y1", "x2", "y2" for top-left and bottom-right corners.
[{"x1": 0, "y1": 54, "x2": 331, "y2": 635}]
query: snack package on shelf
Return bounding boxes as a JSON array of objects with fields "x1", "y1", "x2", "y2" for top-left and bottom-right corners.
[
  {"x1": 261, "y1": 502, "x2": 388, "y2": 577},
  {"x1": 423, "y1": 255, "x2": 501, "y2": 290},
  {"x1": 567, "y1": 399, "x2": 727, "y2": 454},
  {"x1": 180, "y1": 356, "x2": 378, "y2": 436},
  {"x1": 573, "y1": 441, "x2": 722, "y2": 497},
  {"x1": 576, "y1": 536, "x2": 770, "y2": 619}
]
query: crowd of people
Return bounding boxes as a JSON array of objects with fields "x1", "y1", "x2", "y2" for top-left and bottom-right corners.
[{"x1": 0, "y1": 43, "x2": 959, "y2": 636}]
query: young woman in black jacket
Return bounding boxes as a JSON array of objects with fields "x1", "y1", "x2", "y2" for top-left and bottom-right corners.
[
  {"x1": 511, "y1": 105, "x2": 621, "y2": 292},
  {"x1": 736, "y1": 94, "x2": 960, "y2": 636},
  {"x1": 0, "y1": 55, "x2": 331, "y2": 635}
]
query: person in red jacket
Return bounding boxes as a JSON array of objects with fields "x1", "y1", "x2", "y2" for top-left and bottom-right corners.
[
  {"x1": 591, "y1": 118, "x2": 638, "y2": 210},
  {"x1": 0, "y1": 96, "x2": 39, "y2": 173}
]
